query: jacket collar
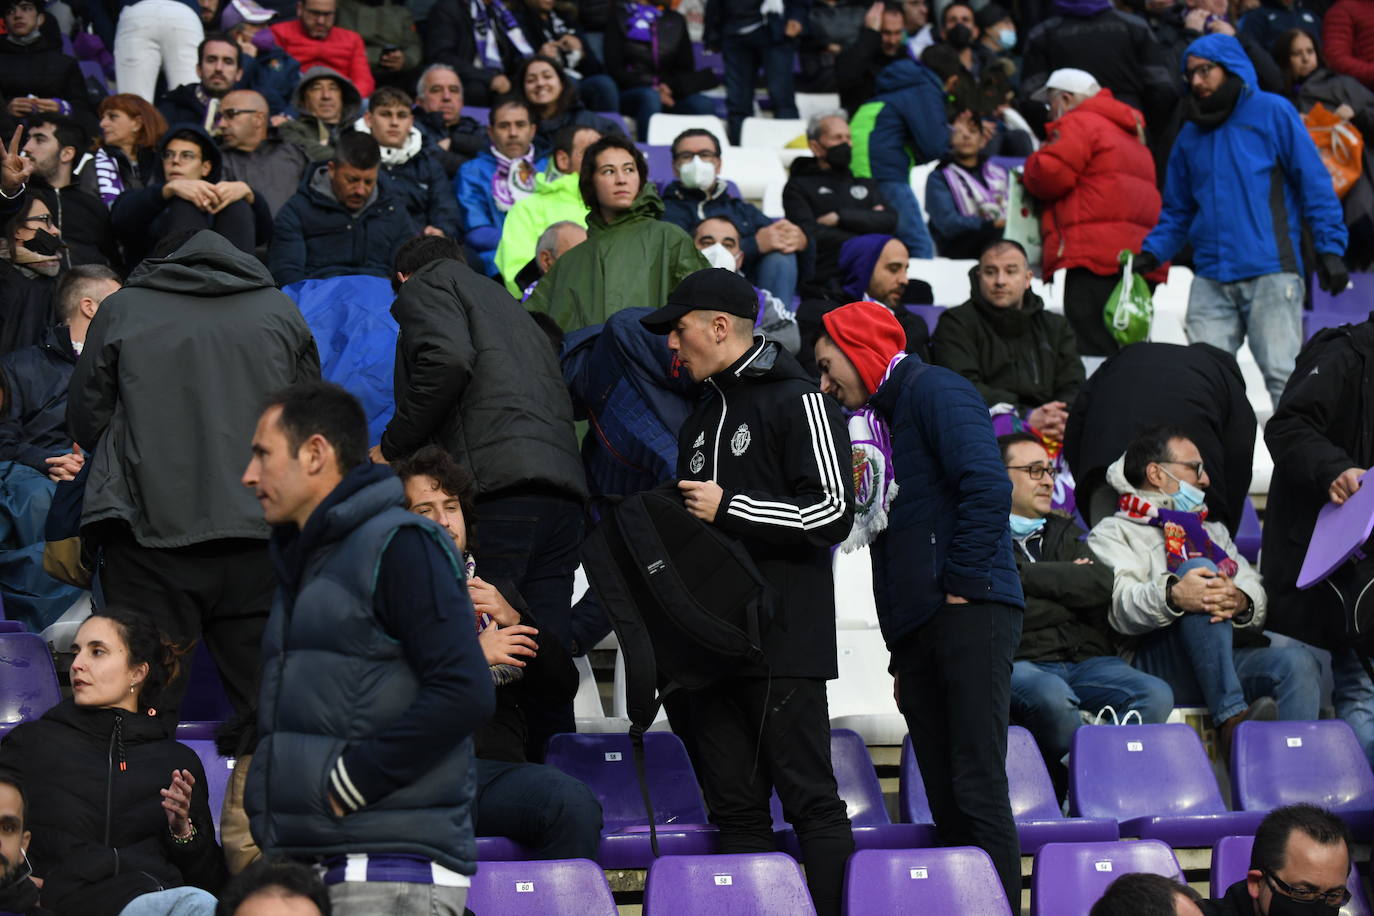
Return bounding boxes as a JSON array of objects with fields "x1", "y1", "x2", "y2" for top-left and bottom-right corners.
[
  {"x1": 706, "y1": 336, "x2": 776, "y2": 392},
  {"x1": 270, "y1": 463, "x2": 402, "y2": 592}
]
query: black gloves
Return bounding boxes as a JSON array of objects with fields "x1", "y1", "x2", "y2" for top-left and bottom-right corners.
[
  {"x1": 1132, "y1": 250, "x2": 1160, "y2": 276},
  {"x1": 1317, "y1": 252, "x2": 1350, "y2": 295}
]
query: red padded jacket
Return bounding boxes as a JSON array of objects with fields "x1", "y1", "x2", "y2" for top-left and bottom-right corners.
[
  {"x1": 270, "y1": 19, "x2": 375, "y2": 96},
  {"x1": 1323, "y1": 0, "x2": 1374, "y2": 90}
]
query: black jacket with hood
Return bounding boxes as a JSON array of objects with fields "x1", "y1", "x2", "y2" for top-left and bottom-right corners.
[
  {"x1": 931, "y1": 270, "x2": 1085, "y2": 412},
  {"x1": 0, "y1": 17, "x2": 90, "y2": 119},
  {"x1": 0, "y1": 699, "x2": 227, "y2": 916},
  {"x1": 0, "y1": 323, "x2": 79, "y2": 473},
  {"x1": 782, "y1": 156, "x2": 896, "y2": 287},
  {"x1": 379, "y1": 259, "x2": 587, "y2": 503},
  {"x1": 67, "y1": 230, "x2": 321, "y2": 549},
  {"x1": 110, "y1": 124, "x2": 273, "y2": 268},
  {"x1": 414, "y1": 107, "x2": 487, "y2": 178}
]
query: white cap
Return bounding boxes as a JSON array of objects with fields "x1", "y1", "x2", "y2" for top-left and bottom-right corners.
[{"x1": 1032, "y1": 68, "x2": 1102, "y2": 102}]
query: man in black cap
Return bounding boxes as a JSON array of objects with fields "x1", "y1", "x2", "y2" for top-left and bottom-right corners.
[{"x1": 641, "y1": 268, "x2": 856, "y2": 916}]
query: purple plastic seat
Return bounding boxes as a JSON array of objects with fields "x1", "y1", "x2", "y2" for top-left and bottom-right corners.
[
  {"x1": 636, "y1": 144, "x2": 674, "y2": 187},
  {"x1": 464, "y1": 105, "x2": 490, "y2": 125},
  {"x1": 843, "y1": 846, "x2": 1012, "y2": 916},
  {"x1": 0, "y1": 622, "x2": 24, "y2": 633},
  {"x1": 594, "y1": 110, "x2": 632, "y2": 137},
  {"x1": 901, "y1": 728, "x2": 1119, "y2": 853},
  {"x1": 476, "y1": 836, "x2": 536, "y2": 861},
  {"x1": 1030, "y1": 840, "x2": 1183, "y2": 916},
  {"x1": 177, "y1": 737, "x2": 234, "y2": 836},
  {"x1": 903, "y1": 304, "x2": 946, "y2": 337},
  {"x1": 467, "y1": 858, "x2": 616, "y2": 915},
  {"x1": 1235, "y1": 496, "x2": 1262, "y2": 564},
  {"x1": 180, "y1": 640, "x2": 234, "y2": 723},
  {"x1": 644, "y1": 852, "x2": 815, "y2": 915},
  {"x1": 1305, "y1": 272, "x2": 1373, "y2": 340},
  {"x1": 1210, "y1": 834, "x2": 1372, "y2": 913},
  {"x1": 1069, "y1": 724, "x2": 1268, "y2": 846},
  {"x1": 0, "y1": 632, "x2": 60, "y2": 725},
  {"x1": 544, "y1": 732, "x2": 718, "y2": 868},
  {"x1": 1230, "y1": 720, "x2": 1374, "y2": 840},
  {"x1": 772, "y1": 729, "x2": 937, "y2": 858}
]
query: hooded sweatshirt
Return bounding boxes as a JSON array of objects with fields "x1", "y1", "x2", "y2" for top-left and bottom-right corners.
[
  {"x1": 1141, "y1": 33, "x2": 1347, "y2": 281},
  {"x1": 850, "y1": 59, "x2": 951, "y2": 182},
  {"x1": 278, "y1": 66, "x2": 364, "y2": 162},
  {"x1": 68, "y1": 230, "x2": 321, "y2": 548}
]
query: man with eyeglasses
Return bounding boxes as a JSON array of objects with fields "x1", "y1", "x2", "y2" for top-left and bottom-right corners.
[
  {"x1": 1203, "y1": 804, "x2": 1353, "y2": 915},
  {"x1": 217, "y1": 88, "x2": 309, "y2": 216},
  {"x1": 270, "y1": 0, "x2": 375, "y2": 96},
  {"x1": 1135, "y1": 33, "x2": 1348, "y2": 407},
  {"x1": 1088, "y1": 424, "x2": 1321, "y2": 755},
  {"x1": 1000, "y1": 430, "x2": 1173, "y2": 797}
]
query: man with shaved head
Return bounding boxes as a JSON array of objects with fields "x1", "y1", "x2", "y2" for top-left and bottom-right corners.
[{"x1": 217, "y1": 88, "x2": 310, "y2": 216}]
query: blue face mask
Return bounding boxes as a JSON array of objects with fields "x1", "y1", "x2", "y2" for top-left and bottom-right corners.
[
  {"x1": 1161, "y1": 467, "x2": 1207, "y2": 513},
  {"x1": 998, "y1": 27, "x2": 1016, "y2": 49},
  {"x1": 1009, "y1": 514, "x2": 1046, "y2": 538}
]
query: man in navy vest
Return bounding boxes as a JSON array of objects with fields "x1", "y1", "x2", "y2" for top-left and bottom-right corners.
[{"x1": 242, "y1": 381, "x2": 493, "y2": 915}]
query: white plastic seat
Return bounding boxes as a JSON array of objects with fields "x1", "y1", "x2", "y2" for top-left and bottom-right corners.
[
  {"x1": 647, "y1": 113, "x2": 731, "y2": 147},
  {"x1": 795, "y1": 92, "x2": 843, "y2": 120},
  {"x1": 740, "y1": 117, "x2": 807, "y2": 149},
  {"x1": 828, "y1": 626, "x2": 907, "y2": 745},
  {"x1": 761, "y1": 178, "x2": 786, "y2": 219},
  {"x1": 907, "y1": 257, "x2": 978, "y2": 306},
  {"x1": 722, "y1": 146, "x2": 788, "y2": 200}
]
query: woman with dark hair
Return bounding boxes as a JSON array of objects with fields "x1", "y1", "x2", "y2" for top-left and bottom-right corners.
[
  {"x1": 515, "y1": 54, "x2": 623, "y2": 153},
  {"x1": 524, "y1": 133, "x2": 707, "y2": 330},
  {"x1": 603, "y1": 0, "x2": 718, "y2": 140},
  {"x1": 81, "y1": 94, "x2": 168, "y2": 209},
  {"x1": 0, "y1": 608, "x2": 228, "y2": 916},
  {"x1": 1273, "y1": 28, "x2": 1374, "y2": 267},
  {"x1": 0, "y1": 187, "x2": 64, "y2": 356},
  {"x1": 516, "y1": 0, "x2": 619, "y2": 111}
]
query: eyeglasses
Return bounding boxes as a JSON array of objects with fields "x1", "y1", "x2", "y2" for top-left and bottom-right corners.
[
  {"x1": 161, "y1": 149, "x2": 203, "y2": 163},
  {"x1": 1161, "y1": 459, "x2": 1205, "y2": 478},
  {"x1": 1263, "y1": 870, "x2": 1351, "y2": 907},
  {"x1": 672, "y1": 149, "x2": 720, "y2": 162},
  {"x1": 1006, "y1": 463, "x2": 1054, "y2": 480},
  {"x1": 21, "y1": 213, "x2": 51, "y2": 227},
  {"x1": 218, "y1": 108, "x2": 263, "y2": 120},
  {"x1": 1184, "y1": 61, "x2": 1218, "y2": 83}
]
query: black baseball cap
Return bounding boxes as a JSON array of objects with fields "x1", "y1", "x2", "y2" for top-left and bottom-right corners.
[{"x1": 640, "y1": 268, "x2": 759, "y2": 334}]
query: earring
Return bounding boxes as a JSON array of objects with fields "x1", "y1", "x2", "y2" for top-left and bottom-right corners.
[{"x1": 129, "y1": 683, "x2": 136, "y2": 694}]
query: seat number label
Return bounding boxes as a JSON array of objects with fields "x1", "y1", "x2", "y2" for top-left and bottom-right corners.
[
  {"x1": 909, "y1": 868, "x2": 928, "y2": 880},
  {"x1": 604, "y1": 752, "x2": 622, "y2": 761},
  {"x1": 714, "y1": 875, "x2": 733, "y2": 886},
  {"x1": 1095, "y1": 862, "x2": 1113, "y2": 872},
  {"x1": 515, "y1": 882, "x2": 535, "y2": 893},
  {"x1": 1287, "y1": 737, "x2": 1303, "y2": 747},
  {"x1": 1126, "y1": 741, "x2": 1144, "y2": 752}
]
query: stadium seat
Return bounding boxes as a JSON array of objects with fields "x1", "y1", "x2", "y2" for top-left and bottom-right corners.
[
  {"x1": 772, "y1": 729, "x2": 937, "y2": 857},
  {"x1": 647, "y1": 113, "x2": 731, "y2": 147},
  {"x1": 180, "y1": 640, "x2": 234, "y2": 723},
  {"x1": 544, "y1": 732, "x2": 718, "y2": 868},
  {"x1": 175, "y1": 728, "x2": 234, "y2": 837},
  {"x1": 595, "y1": 111, "x2": 632, "y2": 138},
  {"x1": 468, "y1": 858, "x2": 616, "y2": 915},
  {"x1": 637, "y1": 144, "x2": 675, "y2": 187},
  {"x1": 721, "y1": 146, "x2": 788, "y2": 200},
  {"x1": 795, "y1": 92, "x2": 842, "y2": 121},
  {"x1": 904, "y1": 304, "x2": 946, "y2": 337},
  {"x1": 643, "y1": 852, "x2": 815, "y2": 915},
  {"x1": 1069, "y1": 724, "x2": 1268, "y2": 846},
  {"x1": 761, "y1": 178, "x2": 785, "y2": 218},
  {"x1": 843, "y1": 847, "x2": 1013, "y2": 916},
  {"x1": 1308, "y1": 272, "x2": 1373, "y2": 340},
  {"x1": 1234, "y1": 496, "x2": 1262, "y2": 564},
  {"x1": 1209, "y1": 834, "x2": 1372, "y2": 913},
  {"x1": 0, "y1": 622, "x2": 22, "y2": 633},
  {"x1": 0, "y1": 631, "x2": 60, "y2": 725},
  {"x1": 907, "y1": 258, "x2": 977, "y2": 307},
  {"x1": 1030, "y1": 840, "x2": 1184, "y2": 916},
  {"x1": 740, "y1": 117, "x2": 806, "y2": 149},
  {"x1": 909, "y1": 162, "x2": 938, "y2": 228},
  {"x1": 1229, "y1": 720, "x2": 1374, "y2": 840},
  {"x1": 827, "y1": 628, "x2": 906, "y2": 745},
  {"x1": 465, "y1": 105, "x2": 490, "y2": 125},
  {"x1": 901, "y1": 728, "x2": 1120, "y2": 854}
]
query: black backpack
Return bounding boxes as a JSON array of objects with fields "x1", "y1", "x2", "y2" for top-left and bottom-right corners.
[{"x1": 579, "y1": 483, "x2": 774, "y2": 855}]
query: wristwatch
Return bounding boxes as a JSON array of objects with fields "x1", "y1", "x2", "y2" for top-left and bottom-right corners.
[{"x1": 1164, "y1": 575, "x2": 1183, "y2": 614}]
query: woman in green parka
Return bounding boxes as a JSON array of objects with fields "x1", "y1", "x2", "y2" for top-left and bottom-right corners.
[{"x1": 525, "y1": 134, "x2": 708, "y2": 331}]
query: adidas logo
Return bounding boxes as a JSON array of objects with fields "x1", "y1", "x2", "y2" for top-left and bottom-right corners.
[{"x1": 693, "y1": 432, "x2": 705, "y2": 448}]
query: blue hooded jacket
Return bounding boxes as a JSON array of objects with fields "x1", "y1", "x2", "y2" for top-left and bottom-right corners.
[
  {"x1": 851, "y1": 59, "x2": 950, "y2": 182},
  {"x1": 1141, "y1": 33, "x2": 1347, "y2": 282}
]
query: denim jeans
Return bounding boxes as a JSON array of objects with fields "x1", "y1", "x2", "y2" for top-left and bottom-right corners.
[
  {"x1": 748, "y1": 250, "x2": 797, "y2": 304},
  {"x1": 1185, "y1": 271, "x2": 1304, "y2": 405},
  {"x1": 722, "y1": 28, "x2": 798, "y2": 144},
  {"x1": 119, "y1": 888, "x2": 217, "y2": 916},
  {"x1": 573, "y1": 74, "x2": 620, "y2": 113},
  {"x1": 329, "y1": 881, "x2": 467, "y2": 916},
  {"x1": 876, "y1": 179, "x2": 934, "y2": 259},
  {"x1": 1132, "y1": 612, "x2": 1322, "y2": 722},
  {"x1": 1331, "y1": 647, "x2": 1374, "y2": 766},
  {"x1": 619, "y1": 86, "x2": 717, "y2": 141},
  {"x1": 114, "y1": 0, "x2": 204, "y2": 102},
  {"x1": 474, "y1": 757, "x2": 604, "y2": 859},
  {"x1": 1010, "y1": 657, "x2": 1174, "y2": 765}
]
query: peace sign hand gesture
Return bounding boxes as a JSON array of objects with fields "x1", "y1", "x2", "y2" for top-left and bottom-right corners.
[{"x1": 2, "y1": 125, "x2": 32, "y2": 195}]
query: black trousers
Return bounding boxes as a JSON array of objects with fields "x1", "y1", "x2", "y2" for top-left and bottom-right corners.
[
  {"x1": 99, "y1": 532, "x2": 276, "y2": 723},
  {"x1": 1063, "y1": 267, "x2": 1123, "y2": 358},
  {"x1": 161, "y1": 197, "x2": 256, "y2": 255},
  {"x1": 670, "y1": 676, "x2": 855, "y2": 916},
  {"x1": 893, "y1": 600, "x2": 1023, "y2": 908}
]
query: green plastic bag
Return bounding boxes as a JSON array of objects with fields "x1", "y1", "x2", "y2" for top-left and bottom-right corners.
[{"x1": 1103, "y1": 249, "x2": 1154, "y2": 346}]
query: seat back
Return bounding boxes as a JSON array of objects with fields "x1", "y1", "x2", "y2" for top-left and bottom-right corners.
[
  {"x1": 180, "y1": 640, "x2": 234, "y2": 722},
  {"x1": 643, "y1": 852, "x2": 816, "y2": 915},
  {"x1": 646, "y1": 113, "x2": 730, "y2": 147},
  {"x1": 0, "y1": 632, "x2": 60, "y2": 724},
  {"x1": 636, "y1": 144, "x2": 674, "y2": 187},
  {"x1": 902, "y1": 727, "x2": 1061, "y2": 823},
  {"x1": 843, "y1": 847, "x2": 1012, "y2": 916},
  {"x1": 468, "y1": 859, "x2": 617, "y2": 916},
  {"x1": 1231, "y1": 720, "x2": 1374, "y2": 814},
  {"x1": 1030, "y1": 840, "x2": 1183, "y2": 916},
  {"x1": 1069, "y1": 724, "x2": 1227, "y2": 820},
  {"x1": 177, "y1": 738, "x2": 234, "y2": 835},
  {"x1": 545, "y1": 732, "x2": 707, "y2": 831},
  {"x1": 1209, "y1": 834, "x2": 1373, "y2": 915},
  {"x1": 771, "y1": 729, "x2": 890, "y2": 830},
  {"x1": 740, "y1": 117, "x2": 807, "y2": 149}
]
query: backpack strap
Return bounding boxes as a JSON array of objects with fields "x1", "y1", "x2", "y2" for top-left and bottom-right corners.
[{"x1": 628, "y1": 721, "x2": 660, "y2": 859}]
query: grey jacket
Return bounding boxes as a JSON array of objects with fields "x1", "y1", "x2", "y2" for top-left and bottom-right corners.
[
  {"x1": 68, "y1": 230, "x2": 321, "y2": 547},
  {"x1": 219, "y1": 133, "x2": 311, "y2": 217}
]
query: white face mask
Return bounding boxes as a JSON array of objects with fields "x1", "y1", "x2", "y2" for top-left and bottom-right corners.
[
  {"x1": 679, "y1": 155, "x2": 717, "y2": 191},
  {"x1": 700, "y1": 242, "x2": 738, "y2": 272}
]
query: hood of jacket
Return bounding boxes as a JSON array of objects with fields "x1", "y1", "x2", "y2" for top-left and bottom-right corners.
[
  {"x1": 875, "y1": 58, "x2": 944, "y2": 97},
  {"x1": 1183, "y1": 33, "x2": 1258, "y2": 91},
  {"x1": 125, "y1": 228, "x2": 278, "y2": 294},
  {"x1": 965, "y1": 265, "x2": 1048, "y2": 336},
  {"x1": 1105, "y1": 453, "x2": 1187, "y2": 510},
  {"x1": 291, "y1": 65, "x2": 363, "y2": 123},
  {"x1": 586, "y1": 180, "x2": 665, "y2": 234},
  {"x1": 1054, "y1": 0, "x2": 1112, "y2": 15},
  {"x1": 1051, "y1": 87, "x2": 1149, "y2": 137},
  {"x1": 156, "y1": 122, "x2": 224, "y2": 182}
]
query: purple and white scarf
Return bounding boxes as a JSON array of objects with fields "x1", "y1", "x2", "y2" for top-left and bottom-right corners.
[
  {"x1": 624, "y1": 1, "x2": 662, "y2": 42},
  {"x1": 472, "y1": 0, "x2": 533, "y2": 69},
  {"x1": 489, "y1": 145, "x2": 538, "y2": 212},
  {"x1": 941, "y1": 160, "x2": 1009, "y2": 221},
  {"x1": 840, "y1": 352, "x2": 907, "y2": 552}
]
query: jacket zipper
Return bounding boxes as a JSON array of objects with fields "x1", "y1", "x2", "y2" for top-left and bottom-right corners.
[
  {"x1": 707, "y1": 378, "x2": 728, "y2": 482},
  {"x1": 104, "y1": 719, "x2": 116, "y2": 852}
]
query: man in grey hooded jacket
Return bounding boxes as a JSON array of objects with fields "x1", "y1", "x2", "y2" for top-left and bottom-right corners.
[{"x1": 67, "y1": 229, "x2": 321, "y2": 722}]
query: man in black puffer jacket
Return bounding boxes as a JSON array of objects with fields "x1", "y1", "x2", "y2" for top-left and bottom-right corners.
[
  {"x1": 0, "y1": 4, "x2": 90, "y2": 127},
  {"x1": 374, "y1": 237, "x2": 587, "y2": 749}
]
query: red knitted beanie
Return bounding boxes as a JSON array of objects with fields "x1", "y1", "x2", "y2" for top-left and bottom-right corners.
[{"x1": 821, "y1": 301, "x2": 907, "y2": 398}]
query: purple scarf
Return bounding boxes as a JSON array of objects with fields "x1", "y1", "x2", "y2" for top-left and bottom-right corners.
[
  {"x1": 1115, "y1": 493, "x2": 1240, "y2": 577},
  {"x1": 624, "y1": 1, "x2": 663, "y2": 42},
  {"x1": 472, "y1": 0, "x2": 533, "y2": 69},
  {"x1": 941, "y1": 160, "x2": 1009, "y2": 220},
  {"x1": 490, "y1": 145, "x2": 538, "y2": 211},
  {"x1": 841, "y1": 353, "x2": 907, "y2": 552}
]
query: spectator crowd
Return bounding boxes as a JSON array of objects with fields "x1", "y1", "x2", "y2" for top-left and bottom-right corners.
[{"x1": 0, "y1": 0, "x2": 1369, "y2": 909}]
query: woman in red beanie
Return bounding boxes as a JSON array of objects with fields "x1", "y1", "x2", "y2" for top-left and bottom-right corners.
[{"x1": 815, "y1": 299, "x2": 1027, "y2": 907}]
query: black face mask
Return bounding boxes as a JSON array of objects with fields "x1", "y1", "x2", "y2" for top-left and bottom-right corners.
[
  {"x1": 21, "y1": 228, "x2": 64, "y2": 257},
  {"x1": 1265, "y1": 893, "x2": 1342, "y2": 916},
  {"x1": 824, "y1": 142, "x2": 852, "y2": 171},
  {"x1": 945, "y1": 23, "x2": 974, "y2": 48}
]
